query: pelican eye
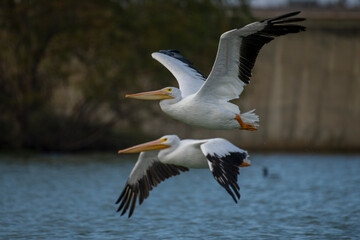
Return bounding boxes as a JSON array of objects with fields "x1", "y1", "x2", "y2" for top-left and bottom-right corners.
[
  {"x1": 161, "y1": 138, "x2": 168, "y2": 142},
  {"x1": 166, "y1": 88, "x2": 172, "y2": 92}
]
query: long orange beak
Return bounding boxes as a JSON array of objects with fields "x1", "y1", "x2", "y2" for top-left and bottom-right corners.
[
  {"x1": 125, "y1": 89, "x2": 174, "y2": 100},
  {"x1": 118, "y1": 139, "x2": 170, "y2": 154}
]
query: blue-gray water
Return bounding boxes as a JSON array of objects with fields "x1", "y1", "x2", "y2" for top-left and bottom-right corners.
[{"x1": 1, "y1": 153, "x2": 360, "y2": 239}]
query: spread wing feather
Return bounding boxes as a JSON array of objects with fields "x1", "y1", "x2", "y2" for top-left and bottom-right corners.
[
  {"x1": 195, "y1": 11, "x2": 306, "y2": 102},
  {"x1": 152, "y1": 50, "x2": 206, "y2": 97},
  {"x1": 200, "y1": 139, "x2": 249, "y2": 203},
  {"x1": 116, "y1": 151, "x2": 189, "y2": 217}
]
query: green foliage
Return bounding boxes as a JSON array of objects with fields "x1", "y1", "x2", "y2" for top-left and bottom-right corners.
[{"x1": 0, "y1": 0, "x2": 252, "y2": 151}]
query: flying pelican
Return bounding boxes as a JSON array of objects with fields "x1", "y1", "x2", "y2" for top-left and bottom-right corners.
[
  {"x1": 125, "y1": 11, "x2": 306, "y2": 130},
  {"x1": 116, "y1": 135, "x2": 250, "y2": 217}
]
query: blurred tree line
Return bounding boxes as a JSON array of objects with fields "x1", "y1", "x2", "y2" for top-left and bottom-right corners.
[{"x1": 0, "y1": 0, "x2": 252, "y2": 151}]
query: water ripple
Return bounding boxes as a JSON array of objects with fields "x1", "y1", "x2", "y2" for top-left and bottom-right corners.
[{"x1": 1, "y1": 153, "x2": 360, "y2": 239}]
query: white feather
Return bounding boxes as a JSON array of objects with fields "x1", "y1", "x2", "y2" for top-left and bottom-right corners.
[
  {"x1": 152, "y1": 52, "x2": 205, "y2": 97},
  {"x1": 200, "y1": 138, "x2": 246, "y2": 158},
  {"x1": 194, "y1": 22, "x2": 266, "y2": 103},
  {"x1": 127, "y1": 151, "x2": 159, "y2": 185}
]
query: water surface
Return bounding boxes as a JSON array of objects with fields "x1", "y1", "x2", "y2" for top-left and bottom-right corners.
[{"x1": 1, "y1": 153, "x2": 359, "y2": 239}]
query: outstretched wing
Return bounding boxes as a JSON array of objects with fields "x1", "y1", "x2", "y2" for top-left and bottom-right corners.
[
  {"x1": 200, "y1": 139, "x2": 249, "y2": 203},
  {"x1": 195, "y1": 11, "x2": 306, "y2": 102},
  {"x1": 116, "y1": 151, "x2": 189, "y2": 218},
  {"x1": 152, "y1": 50, "x2": 206, "y2": 97}
]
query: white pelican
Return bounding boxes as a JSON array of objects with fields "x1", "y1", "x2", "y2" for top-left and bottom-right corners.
[
  {"x1": 125, "y1": 12, "x2": 306, "y2": 130},
  {"x1": 116, "y1": 135, "x2": 250, "y2": 217}
]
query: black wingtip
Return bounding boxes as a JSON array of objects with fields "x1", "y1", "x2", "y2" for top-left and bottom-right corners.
[
  {"x1": 158, "y1": 49, "x2": 181, "y2": 55},
  {"x1": 260, "y1": 11, "x2": 304, "y2": 24},
  {"x1": 266, "y1": 11, "x2": 301, "y2": 22},
  {"x1": 232, "y1": 196, "x2": 238, "y2": 204},
  {"x1": 157, "y1": 49, "x2": 207, "y2": 80}
]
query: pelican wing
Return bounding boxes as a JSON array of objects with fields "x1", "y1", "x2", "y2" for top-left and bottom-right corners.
[
  {"x1": 195, "y1": 11, "x2": 306, "y2": 102},
  {"x1": 200, "y1": 139, "x2": 249, "y2": 203},
  {"x1": 152, "y1": 50, "x2": 206, "y2": 97},
  {"x1": 116, "y1": 151, "x2": 189, "y2": 218}
]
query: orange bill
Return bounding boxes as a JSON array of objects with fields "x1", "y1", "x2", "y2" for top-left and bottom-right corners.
[
  {"x1": 118, "y1": 138, "x2": 170, "y2": 154},
  {"x1": 125, "y1": 89, "x2": 173, "y2": 100}
]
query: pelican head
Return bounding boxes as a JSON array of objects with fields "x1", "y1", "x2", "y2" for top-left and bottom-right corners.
[
  {"x1": 125, "y1": 87, "x2": 181, "y2": 101},
  {"x1": 159, "y1": 135, "x2": 181, "y2": 147},
  {"x1": 117, "y1": 135, "x2": 179, "y2": 154}
]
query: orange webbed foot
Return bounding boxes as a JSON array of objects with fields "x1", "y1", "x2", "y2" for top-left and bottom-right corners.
[{"x1": 235, "y1": 114, "x2": 258, "y2": 131}]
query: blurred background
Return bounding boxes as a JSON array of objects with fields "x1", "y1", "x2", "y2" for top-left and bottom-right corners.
[
  {"x1": 1, "y1": 0, "x2": 359, "y2": 152},
  {"x1": 2, "y1": 1, "x2": 360, "y2": 239}
]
